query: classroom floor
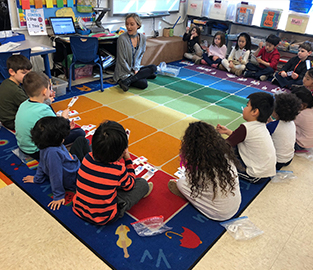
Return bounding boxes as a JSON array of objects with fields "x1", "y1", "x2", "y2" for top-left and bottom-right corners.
[{"x1": 1, "y1": 69, "x2": 313, "y2": 269}]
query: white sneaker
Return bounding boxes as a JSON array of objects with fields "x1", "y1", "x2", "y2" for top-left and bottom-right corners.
[
  {"x1": 259, "y1": 75, "x2": 268, "y2": 81},
  {"x1": 168, "y1": 179, "x2": 185, "y2": 198},
  {"x1": 143, "y1": 182, "x2": 153, "y2": 198}
]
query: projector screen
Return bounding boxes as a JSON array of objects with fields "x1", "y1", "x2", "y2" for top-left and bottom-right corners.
[{"x1": 109, "y1": 0, "x2": 180, "y2": 15}]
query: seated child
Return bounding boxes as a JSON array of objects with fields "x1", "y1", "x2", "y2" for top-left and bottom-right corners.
[
  {"x1": 302, "y1": 68, "x2": 313, "y2": 92},
  {"x1": 220, "y1": 32, "x2": 251, "y2": 76},
  {"x1": 267, "y1": 93, "x2": 302, "y2": 170},
  {"x1": 0, "y1": 54, "x2": 32, "y2": 130},
  {"x1": 244, "y1": 34, "x2": 281, "y2": 81},
  {"x1": 291, "y1": 86, "x2": 313, "y2": 152},
  {"x1": 72, "y1": 120, "x2": 153, "y2": 225},
  {"x1": 199, "y1": 31, "x2": 227, "y2": 68},
  {"x1": 217, "y1": 92, "x2": 276, "y2": 183},
  {"x1": 15, "y1": 71, "x2": 85, "y2": 160},
  {"x1": 272, "y1": 41, "x2": 313, "y2": 89},
  {"x1": 23, "y1": 116, "x2": 90, "y2": 211},
  {"x1": 182, "y1": 25, "x2": 203, "y2": 63},
  {"x1": 168, "y1": 121, "x2": 241, "y2": 221}
]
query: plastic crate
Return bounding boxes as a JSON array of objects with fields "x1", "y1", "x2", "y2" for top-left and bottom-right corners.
[
  {"x1": 52, "y1": 76, "x2": 68, "y2": 97},
  {"x1": 157, "y1": 62, "x2": 181, "y2": 77}
]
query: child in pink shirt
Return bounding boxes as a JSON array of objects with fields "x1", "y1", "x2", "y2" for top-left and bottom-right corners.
[{"x1": 199, "y1": 31, "x2": 227, "y2": 68}]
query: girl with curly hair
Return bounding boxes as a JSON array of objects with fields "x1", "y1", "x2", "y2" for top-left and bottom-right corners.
[{"x1": 168, "y1": 121, "x2": 241, "y2": 221}]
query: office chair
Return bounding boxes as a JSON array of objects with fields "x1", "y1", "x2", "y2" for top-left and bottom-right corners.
[
  {"x1": 0, "y1": 48, "x2": 31, "y2": 83},
  {"x1": 69, "y1": 36, "x2": 104, "y2": 92}
]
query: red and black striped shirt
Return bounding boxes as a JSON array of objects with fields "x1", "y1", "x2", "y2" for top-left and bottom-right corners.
[{"x1": 72, "y1": 153, "x2": 135, "y2": 225}]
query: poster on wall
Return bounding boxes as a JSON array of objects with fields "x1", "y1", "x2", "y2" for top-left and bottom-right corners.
[{"x1": 25, "y1": 8, "x2": 47, "y2": 35}]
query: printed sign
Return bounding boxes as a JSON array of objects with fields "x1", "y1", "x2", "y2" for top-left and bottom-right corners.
[{"x1": 25, "y1": 9, "x2": 47, "y2": 35}]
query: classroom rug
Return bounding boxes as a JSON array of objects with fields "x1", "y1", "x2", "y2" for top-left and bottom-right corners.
[{"x1": 0, "y1": 61, "x2": 276, "y2": 270}]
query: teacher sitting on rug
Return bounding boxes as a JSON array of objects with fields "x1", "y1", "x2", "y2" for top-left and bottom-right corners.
[{"x1": 113, "y1": 13, "x2": 157, "y2": 92}]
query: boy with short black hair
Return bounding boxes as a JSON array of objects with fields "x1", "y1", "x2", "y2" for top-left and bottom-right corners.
[
  {"x1": 244, "y1": 34, "x2": 281, "y2": 81},
  {"x1": 267, "y1": 93, "x2": 302, "y2": 170},
  {"x1": 0, "y1": 54, "x2": 32, "y2": 130},
  {"x1": 272, "y1": 41, "x2": 313, "y2": 88},
  {"x1": 23, "y1": 116, "x2": 90, "y2": 211},
  {"x1": 15, "y1": 71, "x2": 85, "y2": 160},
  {"x1": 217, "y1": 92, "x2": 276, "y2": 183},
  {"x1": 72, "y1": 120, "x2": 153, "y2": 225}
]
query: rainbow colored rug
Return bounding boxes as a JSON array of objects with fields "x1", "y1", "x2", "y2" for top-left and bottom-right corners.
[{"x1": 0, "y1": 61, "x2": 277, "y2": 269}]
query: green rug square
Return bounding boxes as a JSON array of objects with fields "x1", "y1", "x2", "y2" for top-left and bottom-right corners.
[
  {"x1": 140, "y1": 87, "x2": 183, "y2": 104},
  {"x1": 165, "y1": 79, "x2": 204, "y2": 94},
  {"x1": 192, "y1": 104, "x2": 241, "y2": 127},
  {"x1": 216, "y1": 94, "x2": 247, "y2": 113},
  {"x1": 165, "y1": 95, "x2": 210, "y2": 115},
  {"x1": 152, "y1": 75, "x2": 181, "y2": 86},
  {"x1": 190, "y1": 87, "x2": 229, "y2": 103}
]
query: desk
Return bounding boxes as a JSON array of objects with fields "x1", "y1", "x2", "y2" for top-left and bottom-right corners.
[{"x1": 14, "y1": 40, "x2": 55, "y2": 78}]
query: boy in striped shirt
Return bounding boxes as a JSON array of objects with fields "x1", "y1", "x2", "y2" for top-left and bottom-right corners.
[{"x1": 72, "y1": 120, "x2": 153, "y2": 225}]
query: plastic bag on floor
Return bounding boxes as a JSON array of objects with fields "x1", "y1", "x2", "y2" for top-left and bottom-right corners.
[
  {"x1": 295, "y1": 148, "x2": 313, "y2": 161},
  {"x1": 271, "y1": 170, "x2": 297, "y2": 183},
  {"x1": 131, "y1": 215, "x2": 172, "y2": 237},
  {"x1": 220, "y1": 216, "x2": 263, "y2": 240}
]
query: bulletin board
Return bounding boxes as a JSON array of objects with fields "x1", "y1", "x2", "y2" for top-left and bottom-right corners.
[{"x1": 16, "y1": 0, "x2": 96, "y2": 28}]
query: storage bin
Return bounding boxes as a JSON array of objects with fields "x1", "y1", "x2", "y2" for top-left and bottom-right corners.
[
  {"x1": 285, "y1": 12, "x2": 310, "y2": 34},
  {"x1": 52, "y1": 76, "x2": 68, "y2": 97},
  {"x1": 289, "y1": 0, "x2": 312, "y2": 14},
  {"x1": 260, "y1": 9, "x2": 282, "y2": 29},
  {"x1": 157, "y1": 62, "x2": 181, "y2": 77},
  {"x1": 208, "y1": 0, "x2": 228, "y2": 20},
  {"x1": 235, "y1": 2, "x2": 255, "y2": 25}
]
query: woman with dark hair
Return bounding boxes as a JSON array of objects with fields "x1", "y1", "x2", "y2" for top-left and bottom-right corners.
[
  {"x1": 168, "y1": 121, "x2": 241, "y2": 221},
  {"x1": 113, "y1": 13, "x2": 157, "y2": 92}
]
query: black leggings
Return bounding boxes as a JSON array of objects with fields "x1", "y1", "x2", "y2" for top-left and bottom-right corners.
[{"x1": 130, "y1": 65, "x2": 157, "y2": 89}]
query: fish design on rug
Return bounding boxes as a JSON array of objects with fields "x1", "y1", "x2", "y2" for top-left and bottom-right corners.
[
  {"x1": 165, "y1": 227, "x2": 202, "y2": 249},
  {"x1": 76, "y1": 85, "x2": 91, "y2": 91},
  {"x1": 116, "y1": 224, "x2": 132, "y2": 258}
]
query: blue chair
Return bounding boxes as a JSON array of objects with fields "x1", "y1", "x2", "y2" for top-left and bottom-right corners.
[
  {"x1": 69, "y1": 36, "x2": 103, "y2": 91},
  {"x1": 0, "y1": 48, "x2": 31, "y2": 83}
]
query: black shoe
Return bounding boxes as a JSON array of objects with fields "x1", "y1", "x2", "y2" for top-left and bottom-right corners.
[
  {"x1": 118, "y1": 80, "x2": 129, "y2": 92},
  {"x1": 147, "y1": 73, "x2": 157, "y2": 80}
]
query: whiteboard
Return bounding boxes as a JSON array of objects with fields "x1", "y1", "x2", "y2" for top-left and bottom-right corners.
[{"x1": 109, "y1": 0, "x2": 180, "y2": 15}]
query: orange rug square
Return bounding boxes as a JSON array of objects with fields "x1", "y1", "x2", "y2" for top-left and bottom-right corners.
[
  {"x1": 161, "y1": 156, "x2": 181, "y2": 177},
  {"x1": 129, "y1": 132, "x2": 180, "y2": 167}
]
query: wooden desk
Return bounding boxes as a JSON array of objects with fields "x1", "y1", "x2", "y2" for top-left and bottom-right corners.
[{"x1": 15, "y1": 40, "x2": 56, "y2": 78}]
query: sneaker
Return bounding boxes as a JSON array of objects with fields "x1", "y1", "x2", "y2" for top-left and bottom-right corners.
[
  {"x1": 168, "y1": 179, "x2": 185, "y2": 198},
  {"x1": 260, "y1": 75, "x2": 268, "y2": 81},
  {"x1": 143, "y1": 182, "x2": 153, "y2": 198}
]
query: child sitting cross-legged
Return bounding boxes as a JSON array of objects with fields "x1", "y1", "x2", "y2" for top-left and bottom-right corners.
[
  {"x1": 267, "y1": 93, "x2": 302, "y2": 170},
  {"x1": 168, "y1": 121, "x2": 241, "y2": 221},
  {"x1": 244, "y1": 34, "x2": 281, "y2": 81},
  {"x1": 72, "y1": 120, "x2": 153, "y2": 225},
  {"x1": 272, "y1": 41, "x2": 313, "y2": 89},
  {"x1": 182, "y1": 25, "x2": 203, "y2": 63},
  {"x1": 23, "y1": 116, "x2": 90, "y2": 210},
  {"x1": 15, "y1": 71, "x2": 85, "y2": 160},
  {"x1": 291, "y1": 86, "x2": 313, "y2": 152},
  {"x1": 217, "y1": 92, "x2": 276, "y2": 183},
  {"x1": 199, "y1": 31, "x2": 227, "y2": 68},
  {"x1": 220, "y1": 32, "x2": 251, "y2": 76}
]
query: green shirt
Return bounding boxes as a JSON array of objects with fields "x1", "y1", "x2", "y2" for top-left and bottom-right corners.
[
  {"x1": 15, "y1": 100, "x2": 55, "y2": 154},
  {"x1": 0, "y1": 78, "x2": 28, "y2": 130}
]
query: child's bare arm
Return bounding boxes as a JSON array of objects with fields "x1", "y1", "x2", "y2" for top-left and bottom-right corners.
[
  {"x1": 23, "y1": 175, "x2": 34, "y2": 183},
  {"x1": 216, "y1": 124, "x2": 233, "y2": 136}
]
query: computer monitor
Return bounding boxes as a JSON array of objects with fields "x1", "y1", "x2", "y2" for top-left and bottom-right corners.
[{"x1": 49, "y1": 17, "x2": 76, "y2": 36}]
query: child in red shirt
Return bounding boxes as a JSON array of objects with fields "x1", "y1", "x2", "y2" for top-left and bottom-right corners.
[{"x1": 244, "y1": 34, "x2": 281, "y2": 81}]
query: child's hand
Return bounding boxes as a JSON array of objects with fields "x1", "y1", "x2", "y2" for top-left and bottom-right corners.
[
  {"x1": 281, "y1": 71, "x2": 287, "y2": 77},
  {"x1": 48, "y1": 198, "x2": 65, "y2": 211},
  {"x1": 291, "y1": 72, "x2": 299, "y2": 80},
  {"x1": 69, "y1": 119, "x2": 75, "y2": 129},
  {"x1": 238, "y1": 56, "x2": 243, "y2": 62},
  {"x1": 216, "y1": 124, "x2": 232, "y2": 136},
  {"x1": 186, "y1": 26, "x2": 190, "y2": 32},
  {"x1": 62, "y1": 108, "x2": 70, "y2": 119},
  {"x1": 206, "y1": 48, "x2": 210, "y2": 53},
  {"x1": 23, "y1": 175, "x2": 34, "y2": 183},
  {"x1": 229, "y1": 62, "x2": 234, "y2": 68},
  {"x1": 123, "y1": 148, "x2": 131, "y2": 160},
  {"x1": 212, "y1": 56, "x2": 219, "y2": 61},
  {"x1": 259, "y1": 41, "x2": 263, "y2": 48}
]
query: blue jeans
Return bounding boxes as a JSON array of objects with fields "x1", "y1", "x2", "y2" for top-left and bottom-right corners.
[{"x1": 202, "y1": 53, "x2": 222, "y2": 66}]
